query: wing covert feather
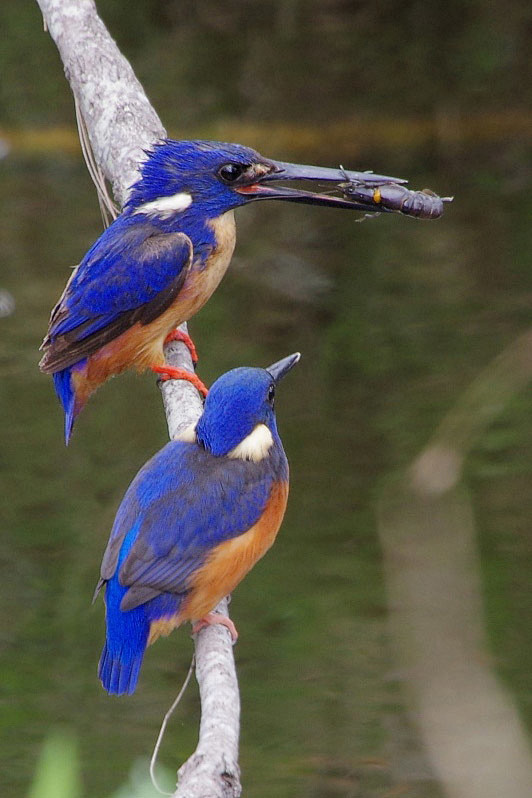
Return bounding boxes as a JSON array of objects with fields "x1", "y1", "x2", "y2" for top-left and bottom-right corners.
[
  {"x1": 98, "y1": 442, "x2": 279, "y2": 611},
  {"x1": 40, "y1": 221, "x2": 193, "y2": 372}
]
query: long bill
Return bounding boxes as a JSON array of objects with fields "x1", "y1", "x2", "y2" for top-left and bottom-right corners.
[
  {"x1": 267, "y1": 352, "x2": 301, "y2": 384},
  {"x1": 237, "y1": 160, "x2": 407, "y2": 212}
]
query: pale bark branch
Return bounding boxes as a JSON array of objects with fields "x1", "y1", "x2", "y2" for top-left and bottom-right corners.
[{"x1": 36, "y1": 1, "x2": 241, "y2": 795}]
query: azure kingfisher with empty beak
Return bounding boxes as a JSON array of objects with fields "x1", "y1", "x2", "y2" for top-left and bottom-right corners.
[
  {"x1": 39, "y1": 139, "x2": 403, "y2": 443},
  {"x1": 95, "y1": 352, "x2": 299, "y2": 695}
]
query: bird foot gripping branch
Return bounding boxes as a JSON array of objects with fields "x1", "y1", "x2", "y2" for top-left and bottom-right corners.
[
  {"x1": 156, "y1": 328, "x2": 208, "y2": 394},
  {"x1": 192, "y1": 613, "x2": 239, "y2": 643},
  {"x1": 164, "y1": 328, "x2": 199, "y2": 365},
  {"x1": 151, "y1": 364, "x2": 209, "y2": 397}
]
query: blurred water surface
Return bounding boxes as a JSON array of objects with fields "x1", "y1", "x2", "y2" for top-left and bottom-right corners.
[{"x1": 1, "y1": 2, "x2": 531, "y2": 796}]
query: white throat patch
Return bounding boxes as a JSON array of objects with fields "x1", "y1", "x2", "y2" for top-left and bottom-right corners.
[
  {"x1": 228, "y1": 423, "x2": 274, "y2": 463},
  {"x1": 134, "y1": 191, "x2": 193, "y2": 218}
]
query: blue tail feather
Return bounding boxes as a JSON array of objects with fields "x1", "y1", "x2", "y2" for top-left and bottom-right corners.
[
  {"x1": 99, "y1": 591, "x2": 186, "y2": 695},
  {"x1": 99, "y1": 575, "x2": 151, "y2": 696},
  {"x1": 52, "y1": 365, "x2": 82, "y2": 445},
  {"x1": 98, "y1": 639, "x2": 146, "y2": 696},
  {"x1": 99, "y1": 522, "x2": 184, "y2": 695},
  {"x1": 98, "y1": 522, "x2": 150, "y2": 695}
]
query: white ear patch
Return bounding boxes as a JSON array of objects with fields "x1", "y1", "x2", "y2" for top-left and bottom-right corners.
[
  {"x1": 228, "y1": 423, "x2": 274, "y2": 462},
  {"x1": 134, "y1": 191, "x2": 193, "y2": 218},
  {"x1": 174, "y1": 423, "x2": 197, "y2": 443}
]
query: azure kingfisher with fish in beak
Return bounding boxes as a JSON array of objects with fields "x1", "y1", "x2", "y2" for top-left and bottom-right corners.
[
  {"x1": 95, "y1": 352, "x2": 299, "y2": 695},
  {"x1": 39, "y1": 138, "x2": 404, "y2": 443}
]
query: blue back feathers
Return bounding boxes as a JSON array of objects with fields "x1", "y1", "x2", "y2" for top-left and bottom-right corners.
[{"x1": 51, "y1": 220, "x2": 192, "y2": 338}]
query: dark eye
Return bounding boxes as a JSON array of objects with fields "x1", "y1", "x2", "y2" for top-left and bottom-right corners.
[
  {"x1": 268, "y1": 384, "x2": 275, "y2": 404},
  {"x1": 218, "y1": 163, "x2": 248, "y2": 183}
]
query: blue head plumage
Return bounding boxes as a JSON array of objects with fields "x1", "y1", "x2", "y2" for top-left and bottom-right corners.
[
  {"x1": 196, "y1": 353, "x2": 300, "y2": 457},
  {"x1": 125, "y1": 140, "x2": 271, "y2": 221}
]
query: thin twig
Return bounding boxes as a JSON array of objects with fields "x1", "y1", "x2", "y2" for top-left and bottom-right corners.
[{"x1": 150, "y1": 655, "x2": 196, "y2": 796}]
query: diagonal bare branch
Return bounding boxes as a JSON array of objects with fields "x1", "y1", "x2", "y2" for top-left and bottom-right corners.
[{"x1": 35, "y1": 1, "x2": 241, "y2": 795}]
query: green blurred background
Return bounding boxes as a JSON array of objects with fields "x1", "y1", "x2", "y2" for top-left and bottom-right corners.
[{"x1": 1, "y1": 1, "x2": 531, "y2": 796}]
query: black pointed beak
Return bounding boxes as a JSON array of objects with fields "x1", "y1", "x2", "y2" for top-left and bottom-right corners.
[
  {"x1": 237, "y1": 159, "x2": 407, "y2": 212},
  {"x1": 266, "y1": 352, "x2": 301, "y2": 384}
]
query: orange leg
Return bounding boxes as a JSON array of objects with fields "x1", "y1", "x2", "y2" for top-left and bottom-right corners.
[
  {"x1": 192, "y1": 613, "x2": 238, "y2": 643},
  {"x1": 151, "y1": 365, "x2": 208, "y2": 397},
  {"x1": 164, "y1": 329, "x2": 199, "y2": 366}
]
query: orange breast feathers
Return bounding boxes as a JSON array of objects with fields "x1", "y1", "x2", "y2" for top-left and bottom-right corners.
[
  {"x1": 147, "y1": 480, "x2": 289, "y2": 645},
  {"x1": 70, "y1": 297, "x2": 187, "y2": 408},
  {"x1": 181, "y1": 480, "x2": 289, "y2": 621}
]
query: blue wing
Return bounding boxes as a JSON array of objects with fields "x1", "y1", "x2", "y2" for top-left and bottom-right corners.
[
  {"x1": 98, "y1": 440, "x2": 282, "y2": 612},
  {"x1": 40, "y1": 215, "x2": 193, "y2": 373}
]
